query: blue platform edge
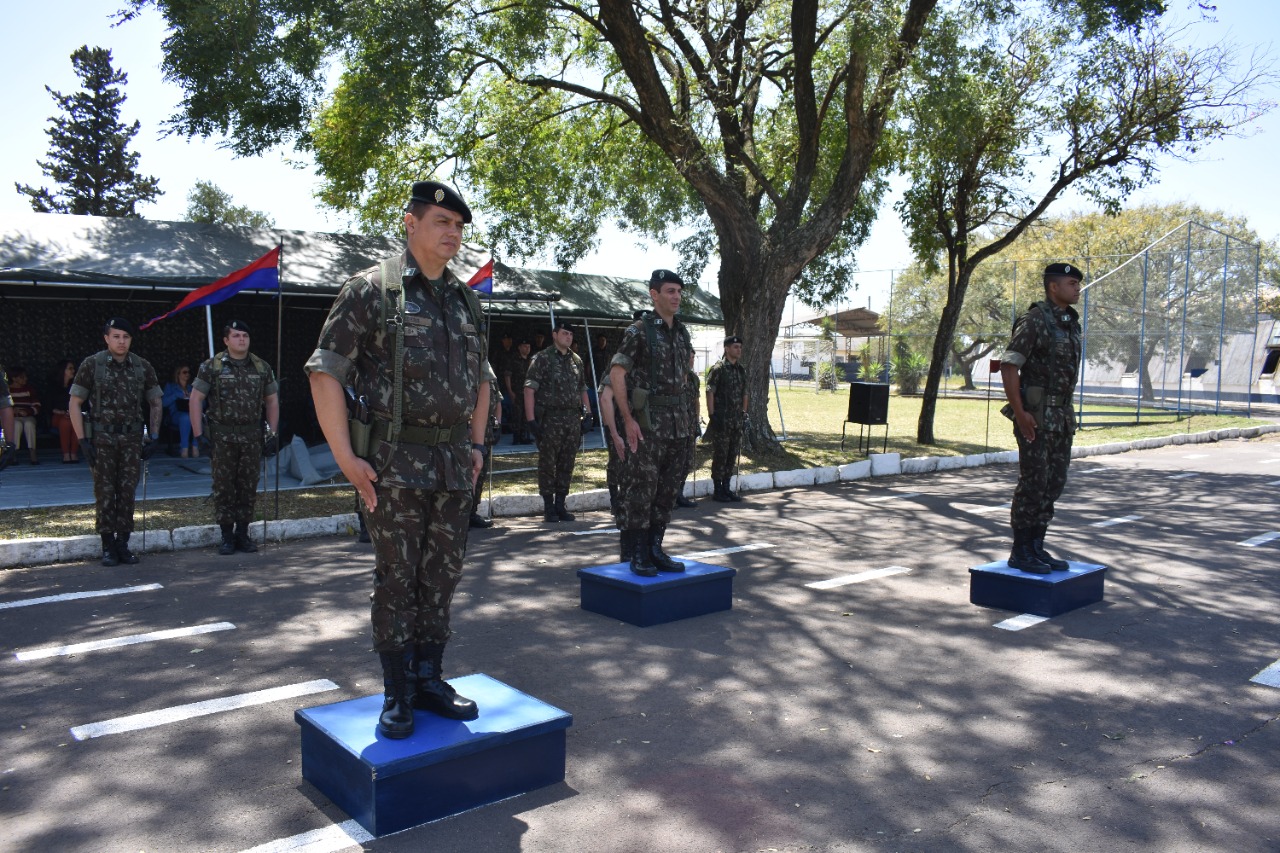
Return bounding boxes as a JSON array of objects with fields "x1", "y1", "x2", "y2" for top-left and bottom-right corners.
[
  {"x1": 577, "y1": 559, "x2": 737, "y2": 590},
  {"x1": 293, "y1": 673, "x2": 572, "y2": 778},
  {"x1": 969, "y1": 560, "x2": 1106, "y2": 582}
]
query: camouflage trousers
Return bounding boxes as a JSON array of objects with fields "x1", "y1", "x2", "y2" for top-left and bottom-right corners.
[
  {"x1": 682, "y1": 435, "x2": 698, "y2": 481},
  {"x1": 616, "y1": 431, "x2": 690, "y2": 531},
  {"x1": 535, "y1": 410, "x2": 580, "y2": 495},
  {"x1": 366, "y1": 485, "x2": 472, "y2": 652},
  {"x1": 605, "y1": 432, "x2": 622, "y2": 528},
  {"x1": 1011, "y1": 425, "x2": 1074, "y2": 531},
  {"x1": 91, "y1": 434, "x2": 141, "y2": 534},
  {"x1": 709, "y1": 424, "x2": 742, "y2": 482},
  {"x1": 211, "y1": 436, "x2": 262, "y2": 526}
]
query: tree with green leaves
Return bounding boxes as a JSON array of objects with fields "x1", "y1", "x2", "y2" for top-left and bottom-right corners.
[
  {"x1": 16, "y1": 45, "x2": 161, "y2": 217},
  {"x1": 125, "y1": 0, "x2": 1167, "y2": 447},
  {"x1": 185, "y1": 180, "x2": 275, "y2": 228},
  {"x1": 895, "y1": 11, "x2": 1268, "y2": 443}
]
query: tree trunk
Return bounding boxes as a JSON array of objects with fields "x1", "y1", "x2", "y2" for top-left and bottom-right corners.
[{"x1": 917, "y1": 264, "x2": 976, "y2": 444}]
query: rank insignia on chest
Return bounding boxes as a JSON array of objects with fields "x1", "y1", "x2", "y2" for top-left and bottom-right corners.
[{"x1": 404, "y1": 301, "x2": 422, "y2": 315}]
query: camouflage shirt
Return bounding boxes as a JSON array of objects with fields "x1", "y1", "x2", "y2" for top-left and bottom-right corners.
[
  {"x1": 503, "y1": 354, "x2": 531, "y2": 395},
  {"x1": 610, "y1": 311, "x2": 693, "y2": 440},
  {"x1": 706, "y1": 357, "x2": 748, "y2": 427},
  {"x1": 193, "y1": 352, "x2": 278, "y2": 426},
  {"x1": 0, "y1": 363, "x2": 10, "y2": 410},
  {"x1": 1001, "y1": 300, "x2": 1082, "y2": 433},
  {"x1": 683, "y1": 369, "x2": 700, "y2": 424},
  {"x1": 525, "y1": 347, "x2": 586, "y2": 411},
  {"x1": 305, "y1": 250, "x2": 494, "y2": 491},
  {"x1": 70, "y1": 351, "x2": 162, "y2": 426}
]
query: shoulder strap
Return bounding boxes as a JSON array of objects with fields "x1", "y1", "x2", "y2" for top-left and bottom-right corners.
[
  {"x1": 645, "y1": 315, "x2": 659, "y2": 390},
  {"x1": 377, "y1": 257, "x2": 407, "y2": 449}
]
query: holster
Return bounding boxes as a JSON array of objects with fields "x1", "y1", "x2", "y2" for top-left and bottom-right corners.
[
  {"x1": 630, "y1": 387, "x2": 651, "y2": 432},
  {"x1": 349, "y1": 417, "x2": 373, "y2": 459}
]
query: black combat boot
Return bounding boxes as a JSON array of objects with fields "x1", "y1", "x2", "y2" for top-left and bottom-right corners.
[
  {"x1": 649, "y1": 524, "x2": 686, "y2": 572},
  {"x1": 618, "y1": 529, "x2": 632, "y2": 563},
  {"x1": 218, "y1": 525, "x2": 236, "y2": 556},
  {"x1": 554, "y1": 494, "x2": 575, "y2": 522},
  {"x1": 1031, "y1": 526, "x2": 1069, "y2": 571},
  {"x1": 412, "y1": 641, "x2": 479, "y2": 720},
  {"x1": 725, "y1": 478, "x2": 743, "y2": 502},
  {"x1": 542, "y1": 493, "x2": 558, "y2": 523},
  {"x1": 675, "y1": 479, "x2": 696, "y2": 508},
  {"x1": 234, "y1": 521, "x2": 257, "y2": 553},
  {"x1": 469, "y1": 512, "x2": 493, "y2": 529},
  {"x1": 115, "y1": 533, "x2": 140, "y2": 565},
  {"x1": 712, "y1": 479, "x2": 731, "y2": 502},
  {"x1": 377, "y1": 650, "x2": 415, "y2": 739},
  {"x1": 1008, "y1": 529, "x2": 1051, "y2": 574},
  {"x1": 357, "y1": 512, "x2": 371, "y2": 543},
  {"x1": 629, "y1": 528, "x2": 658, "y2": 577},
  {"x1": 101, "y1": 533, "x2": 119, "y2": 567}
]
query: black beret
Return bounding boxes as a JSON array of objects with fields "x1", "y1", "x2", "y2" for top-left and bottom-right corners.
[
  {"x1": 518, "y1": 338, "x2": 532, "y2": 346},
  {"x1": 226, "y1": 319, "x2": 251, "y2": 334},
  {"x1": 102, "y1": 317, "x2": 135, "y2": 336},
  {"x1": 552, "y1": 319, "x2": 574, "y2": 334},
  {"x1": 649, "y1": 269, "x2": 684, "y2": 289},
  {"x1": 1044, "y1": 262, "x2": 1083, "y2": 281},
  {"x1": 408, "y1": 181, "x2": 473, "y2": 224},
  {"x1": 724, "y1": 335, "x2": 743, "y2": 346},
  {"x1": 501, "y1": 331, "x2": 513, "y2": 339}
]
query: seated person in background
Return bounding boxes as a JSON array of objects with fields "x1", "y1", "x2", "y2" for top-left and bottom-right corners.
[
  {"x1": 163, "y1": 364, "x2": 196, "y2": 457},
  {"x1": 50, "y1": 359, "x2": 80, "y2": 463},
  {"x1": 8, "y1": 366, "x2": 41, "y2": 465}
]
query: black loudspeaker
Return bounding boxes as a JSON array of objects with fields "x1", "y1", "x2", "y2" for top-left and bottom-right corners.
[{"x1": 848, "y1": 382, "x2": 889, "y2": 425}]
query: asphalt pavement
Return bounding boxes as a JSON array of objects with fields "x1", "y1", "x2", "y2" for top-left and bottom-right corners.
[{"x1": 2, "y1": 435, "x2": 1279, "y2": 852}]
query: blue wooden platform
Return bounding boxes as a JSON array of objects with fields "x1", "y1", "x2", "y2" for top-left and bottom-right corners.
[
  {"x1": 577, "y1": 560, "x2": 737, "y2": 627},
  {"x1": 969, "y1": 560, "x2": 1107, "y2": 617},
  {"x1": 295, "y1": 673, "x2": 572, "y2": 836}
]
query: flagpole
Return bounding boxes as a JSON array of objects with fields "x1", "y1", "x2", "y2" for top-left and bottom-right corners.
[
  {"x1": 274, "y1": 237, "x2": 283, "y2": 522},
  {"x1": 205, "y1": 306, "x2": 215, "y2": 358}
]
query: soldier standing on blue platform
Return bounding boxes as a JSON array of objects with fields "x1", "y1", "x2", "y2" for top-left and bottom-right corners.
[
  {"x1": 999, "y1": 262, "x2": 1085, "y2": 574},
  {"x1": 307, "y1": 180, "x2": 493, "y2": 740},
  {"x1": 189, "y1": 320, "x2": 280, "y2": 555},
  {"x1": 706, "y1": 335, "x2": 749, "y2": 502},
  {"x1": 68, "y1": 318, "x2": 163, "y2": 566},
  {"x1": 610, "y1": 269, "x2": 694, "y2": 576},
  {"x1": 524, "y1": 319, "x2": 591, "y2": 523}
]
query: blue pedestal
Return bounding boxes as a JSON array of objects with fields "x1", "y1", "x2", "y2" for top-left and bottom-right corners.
[
  {"x1": 577, "y1": 560, "x2": 737, "y2": 627},
  {"x1": 294, "y1": 673, "x2": 571, "y2": 837},
  {"x1": 969, "y1": 560, "x2": 1107, "y2": 617}
]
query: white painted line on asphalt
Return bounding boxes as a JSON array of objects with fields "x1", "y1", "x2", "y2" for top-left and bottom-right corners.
[
  {"x1": 1238, "y1": 531, "x2": 1280, "y2": 548},
  {"x1": 1250, "y1": 660, "x2": 1280, "y2": 689},
  {"x1": 16, "y1": 622, "x2": 236, "y2": 661},
  {"x1": 806, "y1": 566, "x2": 911, "y2": 589},
  {"x1": 70, "y1": 679, "x2": 340, "y2": 740},
  {"x1": 572, "y1": 528, "x2": 619, "y2": 537},
  {"x1": 239, "y1": 819, "x2": 374, "y2": 853},
  {"x1": 1090, "y1": 514, "x2": 1143, "y2": 528},
  {"x1": 1073, "y1": 467, "x2": 1108, "y2": 475},
  {"x1": 967, "y1": 501, "x2": 1012, "y2": 515},
  {"x1": 1182, "y1": 453, "x2": 1209, "y2": 459},
  {"x1": 1268, "y1": 479, "x2": 1280, "y2": 486},
  {"x1": 1169, "y1": 473, "x2": 1199, "y2": 480},
  {"x1": 863, "y1": 492, "x2": 921, "y2": 503},
  {"x1": 0, "y1": 583, "x2": 163, "y2": 611},
  {"x1": 994, "y1": 614, "x2": 1049, "y2": 631},
  {"x1": 675, "y1": 543, "x2": 775, "y2": 560},
  {"x1": 1259, "y1": 458, "x2": 1280, "y2": 465}
]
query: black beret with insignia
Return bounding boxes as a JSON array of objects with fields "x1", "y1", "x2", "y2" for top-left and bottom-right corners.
[
  {"x1": 1044, "y1": 262, "x2": 1083, "y2": 281},
  {"x1": 648, "y1": 269, "x2": 684, "y2": 289},
  {"x1": 724, "y1": 335, "x2": 743, "y2": 346},
  {"x1": 102, "y1": 317, "x2": 135, "y2": 336},
  {"x1": 226, "y1": 319, "x2": 251, "y2": 334},
  {"x1": 552, "y1": 319, "x2": 574, "y2": 334},
  {"x1": 408, "y1": 181, "x2": 473, "y2": 224}
]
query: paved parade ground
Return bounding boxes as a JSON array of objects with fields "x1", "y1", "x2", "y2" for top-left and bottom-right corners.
[{"x1": 2, "y1": 436, "x2": 1279, "y2": 852}]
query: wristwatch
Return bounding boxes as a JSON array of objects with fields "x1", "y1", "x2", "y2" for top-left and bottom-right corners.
[{"x1": 472, "y1": 442, "x2": 488, "y2": 456}]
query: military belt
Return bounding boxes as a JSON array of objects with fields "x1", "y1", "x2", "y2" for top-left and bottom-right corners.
[
  {"x1": 93, "y1": 422, "x2": 143, "y2": 435},
  {"x1": 647, "y1": 394, "x2": 681, "y2": 408},
  {"x1": 371, "y1": 419, "x2": 470, "y2": 447},
  {"x1": 208, "y1": 422, "x2": 260, "y2": 436},
  {"x1": 1044, "y1": 394, "x2": 1071, "y2": 408},
  {"x1": 543, "y1": 405, "x2": 580, "y2": 412}
]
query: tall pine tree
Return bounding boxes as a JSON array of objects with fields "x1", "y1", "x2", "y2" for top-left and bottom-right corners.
[{"x1": 16, "y1": 46, "x2": 162, "y2": 217}]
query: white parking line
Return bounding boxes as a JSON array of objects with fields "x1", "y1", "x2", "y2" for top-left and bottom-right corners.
[
  {"x1": 238, "y1": 819, "x2": 374, "y2": 853},
  {"x1": 965, "y1": 502, "x2": 1011, "y2": 515},
  {"x1": 675, "y1": 543, "x2": 775, "y2": 560},
  {"x1": 805, "y1": 567, "x2": 911, "y2": 589},
  {"x1": 1090, "y1": 514, "x2": 1143, "y2": 528},
  {"x1": 70, "y1": 679, "x2": 340, "y2": 740},
  {"x1": 1268, "y1": 480, "x2": 1280, "y2": 486},
  {"x1": 994, "y1": 614, "x2": 1049, "y2": 631},
  {"x1": 1182, "y1": 453, "x2": 1209, "y2": 459},
  {"x1": 1169, "y1": 473, "x2": 1199, "y2": 480},
  {"x1": 0, "y1": 583, "x2": 163, "y2": 611},
  {"x1": 16, "y1": 622, "x2": 236, "y2": 661},
  {"x1": 1238, "y1": 531, "x2": 1280, "y2": 548},
  {"x1": 863, "y1": 492, "x2": 921, "y2": 503},
  {"x1": 571, "y1": 528, "x2": 618, "y2": 537}
]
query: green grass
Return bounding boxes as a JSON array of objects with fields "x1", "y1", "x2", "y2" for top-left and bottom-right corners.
[{"x1": 0, "y1": 388, "x2": 1263, "y2": 541}]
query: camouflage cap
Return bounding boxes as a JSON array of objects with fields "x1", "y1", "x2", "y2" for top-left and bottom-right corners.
[{"x1": 408, "y1": 181, "x2": 472, "y2": 224}]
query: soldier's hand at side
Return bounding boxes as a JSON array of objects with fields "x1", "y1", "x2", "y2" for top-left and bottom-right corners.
[
  {"x1": 624, "y1": 417, "x2": 643, "y2": 453},
  {"x1": 78, "y1": 438, "x2": 96, "y2": 467},
  {"x1": 0, "y1": 442, "x2": 16, "y2": 472},
  {"x1": 338, "y1": 454, "x2": 379, "y2": 512},
  {"x1": 196, "y1": 434, "x2": 211, "y2": 457},
  {"x1": 610, "y1": 428, "x2": 626, "y2": 458},
  {"x1": 140, "y1": 438, "x2": 159, "y2": 460},
  {"x1": 471, "y1": 447, "x2": 485, "y2": 488},
  {"x1": 1015, "y1": 410, "x2": 1037, "y2": 442}
]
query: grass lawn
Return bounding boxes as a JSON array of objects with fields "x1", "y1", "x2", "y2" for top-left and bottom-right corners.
[{"x1": 1, "y1": 388, "x2": 1263, "y2": 541}]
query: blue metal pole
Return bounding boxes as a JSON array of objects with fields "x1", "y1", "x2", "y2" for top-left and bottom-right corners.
[{"x1": 1215, "y1": 233, "x2": 1229, "y2": 415}]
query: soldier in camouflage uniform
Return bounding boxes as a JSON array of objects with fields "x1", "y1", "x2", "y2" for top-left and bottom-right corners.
[
  {"x1": 0, "y1": 364, "x2": 15, "y2": 472},
  {"x1": 706, "y1": 335, "x2": 749, "y2": 502},
  {"x1": 504, "y1": 339, "x2": 533, "y2": 443},
  {"x1": 1000, "y1": 262, "x2": 1085, "y2": 574},
  {"x1": 469, "y1": 376, "x2": 501, "y2": 529},
  {"x1": 190, "y1": 320, "x2": 280, "y2": 556},
  {"x1": 68, "y1": 318, "x2": 163, "y2": 566},
  {"x1": 610, "y1": 269, "x2": 694, "y2": 576},
  {"x1": 524, "y1": 319, "x2": 591, "y2": 522},
  {"x1": 675, "y1": 350, "x2": 700, "y2": 508},
  {"x1": 307, "y1": 181, "x2": 493, "y2": 739}
]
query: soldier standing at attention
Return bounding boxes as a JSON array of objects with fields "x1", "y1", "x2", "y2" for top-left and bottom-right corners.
[
  {"x1": 189, "y1": 320, "x2": 280, "y2": 556},
  {"x1": 504, "y1": 339, "x2": 533, "y2": 444},
  {"x1": 706, "y1": 335, "x2": 749, "y2": 502},
  {"x1": 524, "y1": 320, "x2": 591, "y2": 523},
  {"x1": 307, "y1": 181, "x2": 492, "y2": 739},
  {"x1": 0, "y1": 365, "x2": 15, "y2": 471},
  {"x1": 675, "y1": 350, "x2": 700, "y2": 508},
  {"x1": 610, "y1": 269, "x2": 694, "y2": 576},
  {"x1": 1000, "y1": 262, "x2": 1084, "y2": 574},
  {"x1": 68, "y1": 318, "x2": 163, "y2": 566}
]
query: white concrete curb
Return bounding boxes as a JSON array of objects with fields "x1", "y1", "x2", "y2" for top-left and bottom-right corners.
[{"x1": 4, "y1": 423, "x2": 1276, "y2": 569}]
